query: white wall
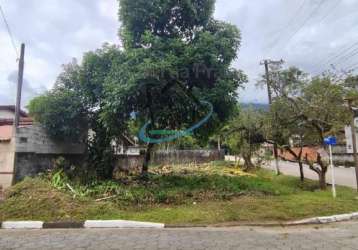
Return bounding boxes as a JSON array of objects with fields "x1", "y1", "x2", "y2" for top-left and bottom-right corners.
[
  {"x1": 345, "y1": 125, "x2": 358, "y2": 154},
  {"x1": 0, "y1": 140, "x2": 15, "y2": 189},
  {"x1": 15, "y1": 124, "x2": 85, "y2": 154},
  {"x1": 0, "y1": 110, "x2": 15, "y2": 119}
]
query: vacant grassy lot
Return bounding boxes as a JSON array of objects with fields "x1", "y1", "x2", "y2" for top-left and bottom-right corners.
[{"x1": 1, "y1": 162, "x2": 357, "y2": 225}]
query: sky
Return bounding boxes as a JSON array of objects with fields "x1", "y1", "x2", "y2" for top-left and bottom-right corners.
[{"x1": 0, "y1": 0, "x2": 358, "y2": 106}]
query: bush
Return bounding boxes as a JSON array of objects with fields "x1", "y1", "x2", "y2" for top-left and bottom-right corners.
[{"x1": 44, "y1": 165, "x2": 305, "y2": 207}]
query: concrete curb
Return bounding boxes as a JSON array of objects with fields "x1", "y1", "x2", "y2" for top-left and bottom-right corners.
[
  {"x1": 167, "y1": 212, "x2": 358, "y2": 228},
  {"x1": 1, "y1": 221, "x2": 43, "y2": 229},
  {"x1": 0, "y1": 220, "x2": 164, "y2": 230},
  {"x1": 84, "y1": 220, "x2": 164, "y2": 229},
  {"x1": 283, "y1": 212, "x2": 358, "y2": 226},
  {"x1": 0, "y1": 213, "x2": 357, "y2": 229}
]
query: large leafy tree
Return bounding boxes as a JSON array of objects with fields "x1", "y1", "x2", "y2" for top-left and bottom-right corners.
[
  {"x1": 270, "y1": 97, "x2": 316, "y2": 182},
  {"x1": 28, "y1": 87, "x2": 87, "y2": 141},
  {"x1": 266, "y1": 70, "x2": 350, "y2": 189},
  {"x1": 258, "y1": 64, "x2": 351, "y2": 189},
  {"x1": 28, "y1": 0, "x2": 246, "y2": 179},
  {"x1": 119, "y1": 0, "x2": 216, "y2": 48},
  {"x1": 257, "y1": 66, "x2": 309, "y2": 179},
  {"x1": 29, "y1": 45, "x2": 124, "y2": 180},
  {"x1": 294, "y1": 77, "x2": 349, "y2": 189},
  {"x1": 102, "y1": 0, "x2": 247, "y2": 176}
]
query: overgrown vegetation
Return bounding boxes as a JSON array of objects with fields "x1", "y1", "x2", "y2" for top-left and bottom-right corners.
[
  {"x1": 48, "y1": 163, "x2": 298, "y2": 206},
  {"x1": 1, "y1": 163, "x2": 357, "y2": 224}
]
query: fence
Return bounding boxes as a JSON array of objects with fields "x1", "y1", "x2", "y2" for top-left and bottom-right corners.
[{"x1": 115, "y1": 149, "x2": 224, "y2": 174}]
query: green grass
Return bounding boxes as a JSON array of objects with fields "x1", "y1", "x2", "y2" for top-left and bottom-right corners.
[{"x1": 0, "y1": 163, "x2": 358, "y2": 224}]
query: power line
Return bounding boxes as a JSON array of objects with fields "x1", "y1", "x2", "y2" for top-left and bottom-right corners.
[
  {"x1": 333, "y1": 48, "x2": 358, "y2": 68},
  {"x1": 311, "y1": 40, "x2": 358, "y2": 73},
  {"x1": 269, "y1": 0, "x2": 307, "y2": 38},
  {"x1": 316, "y1": 0, "x2": 341, "y2": 25},
  {"x1": 324, "y1": 42, "x2": 358, "y2": 65},
  {"x1": 0, "y1": 4, "x2": 19, "y2": 59},
  {"x1": 313, "y1": 42, "x2": 358, "y2": 74},
  {"x1": 266, "y1": 0, "x2": 308, "y2": 52},
  {"x1": 285, "y1": 0, "x2": 326, "y2": 45},
  {"x1": 268, "y1": 0, "x2": 328, "y2": 55},
  {"x1": 312, "y1": 56, "x2": 358, "y2": 76},
  {"x1": 345, "y1": 62, "x2": 358, "y2": 72},
  {"x1": 325, "y1": 48, "x2": 358, "y2": 71}
]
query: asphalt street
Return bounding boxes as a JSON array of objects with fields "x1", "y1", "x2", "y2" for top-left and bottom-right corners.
[
  {"x1": 1, "y1": 222, "x2": 358, "y2": 249},
  {"x1": 265, "y1": 160, "x2": 357, "y2": 189}
]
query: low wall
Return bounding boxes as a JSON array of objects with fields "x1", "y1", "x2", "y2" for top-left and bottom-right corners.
[
  {"x1": 115, "y1": 155, "x2": 144, "y2": 174},
  {"x1": 151, "y1": 150, "x2": 224, "y2": 165},
  {"x1": 13, "y1": 125, "x2": 86, "y2": 182},
  {"x1": 12, "y1": 146, "x2": 224, "y2": 181},
  {"x1": 115, "y1": 150, "x2": 224, "y2": 174},
  {"x1": 15, "y1": 125, "x2": 85, "y2": 154},
  {"x1": 277, "y1": 145, "x2": 357, "y2": 167},
  {"x1": 278, "y1": 147, "x2": 320, "y2": 162},
  {"x1": 14, "y1": 153, "x2": 84, "y2": 182}
]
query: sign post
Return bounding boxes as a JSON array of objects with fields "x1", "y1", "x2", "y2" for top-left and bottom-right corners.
[{"x1": 324, "y1": 136, "x2": 337, "y2": 198}]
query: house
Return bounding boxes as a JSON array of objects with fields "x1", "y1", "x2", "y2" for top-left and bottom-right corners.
[
  {"x1": 345, "y1": 113, "x2": 358, "y2": 154},
  {"x1": 0, "y1": 105, "x2": 140, "y2": 190},
  {"x1": 0, "y1": 106, "x2": 33, "y2": 190},
  {"x1": 0, "y1": 105, "x2": 85, "y2": 190},
  {"x1": 0, "y1": 105, "x2": 29, "y2": 119},
  {"x1": 277, "y1": 124, "x2": 355, "y2": 166},
  {"x1": 112, "y1": 134, "x2": 141, "y2": 156},
  {"x1": 0, "y1": 106, "x2": 33, "y2": 141}
]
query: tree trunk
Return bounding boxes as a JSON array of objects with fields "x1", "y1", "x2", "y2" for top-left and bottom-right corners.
[
  {"x1": 319, "y1": 171, "x2": 327, "y2": 190},
  {"x1": 142, "y1": 143, "x2": 154, "y2": 178},
  {"x1": 298, "y1": 146, "x2": 304, "y2": 182},
  {"x1": 286, "y1": 147, "x2": 304, "y2": 182},
  {"x1": 316, "y1": 153, "x2": 328, "y2": 190},
  {"x1": 298, "y1": 161, "x2": 304, "y2": 182},
  {"x1": 243, "y1": 154, "x2": 255, "y2": 172},
  {"x1": 304, "y1": 152, "x2": 328, "y2": 190},
  {"x1": 273, "y1": 144, "x2": 281, "y2": 175}
]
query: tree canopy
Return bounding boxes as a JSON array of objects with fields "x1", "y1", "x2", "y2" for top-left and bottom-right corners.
[
  {"x1": 259, "y1": 65, "x2": 353, "y2": 189},
  {"x1": 28, "y1": 0, "x2": 246, "y2": 178}
]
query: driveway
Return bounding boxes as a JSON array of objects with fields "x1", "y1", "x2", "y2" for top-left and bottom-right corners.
[
  {"x1": 0, "y1": 222, "x2": 358, "y2": 249},
  {"x1": 264, "y1": 160, "x2": 358, "y2": 189}
]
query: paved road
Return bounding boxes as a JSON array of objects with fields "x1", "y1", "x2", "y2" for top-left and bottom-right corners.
[
  {"x1": 1, "y1": 222, "x2": 358, "y2": 249},
  {"x1": 264, "y1": 160, "x2": 357, "y2": 189}
]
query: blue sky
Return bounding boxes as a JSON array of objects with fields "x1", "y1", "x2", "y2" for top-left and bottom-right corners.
[{"x1": 0, "y1": 0, "x2": 358, "y2": 106}]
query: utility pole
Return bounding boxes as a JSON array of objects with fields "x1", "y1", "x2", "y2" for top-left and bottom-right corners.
[
  {"x1": 264, "y1": 60, "x2": 273, "y2": 104},
  {"x1": 345, "y1": 98, "x2": 358, "y2": 192},
  {"x1": 14, "y1": 43, "x2": 25, "y2": 128},
  {"x1": 261, "y1": 59, "x2": 283, "y2": 175}
]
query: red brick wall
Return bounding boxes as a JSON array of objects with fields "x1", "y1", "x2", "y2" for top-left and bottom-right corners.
[{"x1": 278, "y1": 147, "x2": 320, "y2": 162}]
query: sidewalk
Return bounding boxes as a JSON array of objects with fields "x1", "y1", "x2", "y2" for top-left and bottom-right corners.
[{"x1": 264, "y1": 160, "x2": 357, "y2": 189}]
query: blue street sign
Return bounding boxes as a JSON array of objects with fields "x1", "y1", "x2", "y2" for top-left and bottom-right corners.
[{"x1": 324, "y1": 136, "x2": 337, "y2": 146}]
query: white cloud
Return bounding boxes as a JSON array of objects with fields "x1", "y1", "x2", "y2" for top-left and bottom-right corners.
[
  {"x1": 0, "y1": 0, "x2": 357, "y2": 105},
  {"x1": 98, "y1": 0, "x2": 118, "y2": 20},
  {"x1": 0, "y1": 0, "x2": 119, "y2": 106},
  {"x1": 0, "y1": 30, "x2": 19, "y2": 105}
]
